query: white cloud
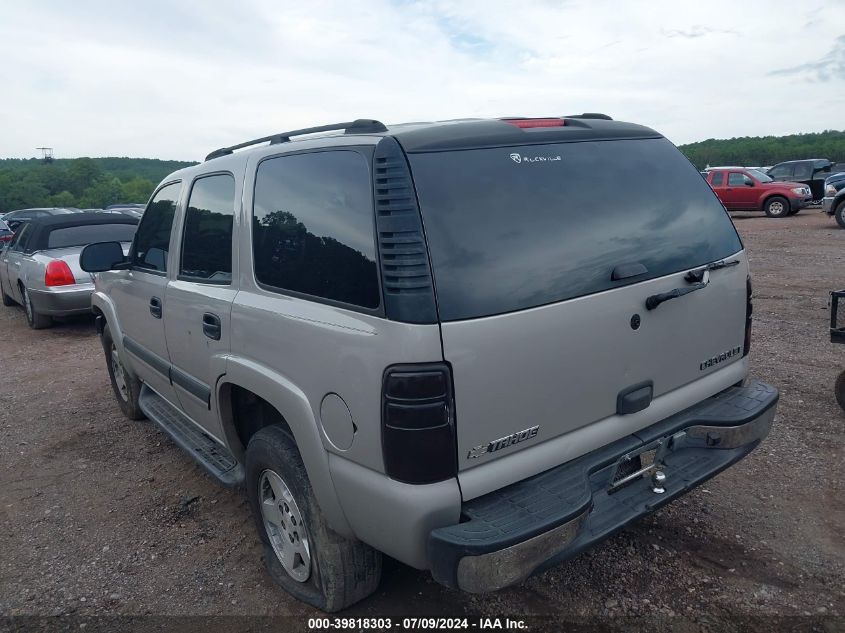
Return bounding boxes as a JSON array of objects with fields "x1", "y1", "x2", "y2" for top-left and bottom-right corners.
[{"x1": 0, "y1": 0, "x2": 843, "y2": 161}]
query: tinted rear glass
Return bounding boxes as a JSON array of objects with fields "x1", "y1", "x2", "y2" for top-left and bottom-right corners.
[
  {"x1": 47, "y1": 223, "x2": 136, "y2": 249},
  {"x1": 409, "y1": 138, "x2": 742, "y2": 321}
]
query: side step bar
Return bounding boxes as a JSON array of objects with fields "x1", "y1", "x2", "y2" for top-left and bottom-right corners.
[{"x1": 139, "y1": 385, "x2": 244, "y2": 486}]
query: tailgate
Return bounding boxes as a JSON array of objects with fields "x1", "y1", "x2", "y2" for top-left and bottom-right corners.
[
  {"x1": 441, "y1": 252, "x2": 748, "y2": 472},
  {"x1": 406, "y1": 135, "x2": 749, "y2": 485}
]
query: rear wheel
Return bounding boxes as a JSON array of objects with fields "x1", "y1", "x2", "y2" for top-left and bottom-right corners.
[
  {"x1": 21, "y1": 286, "x2": 51, "y2": 329},
  {"x1": 764, "y1": 196, "x2": 790, "y2": 218},
  {"x1": 835, "y1": 201, "x2": 845, "y2": 229},
  {"x1": 246, "y1": 426, "x2": 381, "y2": 612},
  {"x1": 1, "y1": 286, "x2": 14, "y2": 306},
  {"x1": 102, "y1": 323, "x2": 145, "y2": 420},
  {"x1": 836, "y1": 370, "x2": 845, "y2": 412}
]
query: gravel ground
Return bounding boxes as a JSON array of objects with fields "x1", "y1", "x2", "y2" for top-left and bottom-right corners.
[{"x1": 0, "y1": 210, "x2": 843, "y2": 631}]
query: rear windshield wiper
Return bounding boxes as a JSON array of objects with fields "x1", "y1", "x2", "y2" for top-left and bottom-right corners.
[
  {"x1": 646, "y1": 280, "x2": 708, "y2": 310},
  {"x1": 645, "y1": 259, "x2": 740, "y2": 311},
  {"x1": 684, "y1": 258, "x2": 740, "y2": 283}
]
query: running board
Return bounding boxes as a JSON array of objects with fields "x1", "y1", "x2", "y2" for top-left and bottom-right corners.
[{"x1": 139, "y1": 385, "x2": 244, "y2": 486}]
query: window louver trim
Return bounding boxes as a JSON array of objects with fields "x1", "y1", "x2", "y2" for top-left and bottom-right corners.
[{"x1": 373, "y1": 136, "x2": 438, "y2": 324}]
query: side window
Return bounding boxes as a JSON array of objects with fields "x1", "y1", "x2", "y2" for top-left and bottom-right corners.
[
  {"x1": 793, "y1": 163, "x2": 812, "y2": 180},
  {"x1": 180, "y1": 174, "x2": 236, "y2": 283},
  {"x1": 768, "y1": 165, "x2": 791, "y2": 179},
  {"x1": 252, "y1": 151, "x2": 380, "y2": 309},
  {"x1": 728, "y1": 172, "x2": 746, "y2": 186},
  {"x1": 710, "y1": 172, "x2": 724, "y2": 186},
  {"x1": 8, "y1": 224, "x2": 30, "y2": 252},
  {"x1": 132, "y1": 182, "x2": 181, "y2": 272}
]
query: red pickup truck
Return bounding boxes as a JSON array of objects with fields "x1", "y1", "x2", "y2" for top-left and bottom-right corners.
[{"x1": 704, "y1": 167, "x2": 812, "y2": 218}]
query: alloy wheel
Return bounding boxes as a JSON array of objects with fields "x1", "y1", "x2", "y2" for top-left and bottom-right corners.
[
  {"x1": 110, "y1": 343, "x2": 129, "y2": 402},
  {"x1": 259, "y1": 469, "x2": 312, "y2": 582}
]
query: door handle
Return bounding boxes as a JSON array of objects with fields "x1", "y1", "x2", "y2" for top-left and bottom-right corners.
[
  {"x1": 202, "y1": 312, "x2": 221, "y2": 340},
  {"x1": 149, "y1": 296, "x2": 162, "y2": 319}
]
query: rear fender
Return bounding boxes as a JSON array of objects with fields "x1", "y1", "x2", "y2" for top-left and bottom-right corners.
[{"x1": 219, "y1": 355, "x2": 353, "y2": 537}]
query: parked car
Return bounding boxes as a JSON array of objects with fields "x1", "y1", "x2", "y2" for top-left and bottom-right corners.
[
  {"x1": 823, "y1": 173, "x2": 845, "y2": 228},
  {"x1": 704, "y1": 167, "x2": 811, "y2": 217},
  {"x1": 0, "y1": 213, "x2": 138, "y2": 329},
  {"x1": 0, "y1": 207, "x2": 80, "y2": 231},
  {"x1": 766, "y1": 159, "x2": 832, "y2": 201},
  {"x1": 0, "y1": 220, "x2": 14, "y2": 249},
  {"x1": 81, "y1": 116, "x2": 776, "y2": 611},
  {"x1": 105, "y1": 203, "x2": 145, "y2": 210}
]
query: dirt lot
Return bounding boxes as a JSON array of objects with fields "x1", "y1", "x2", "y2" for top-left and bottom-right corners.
[{"x1": 1, "y1": 211, "x2": 843, "y2": 631}]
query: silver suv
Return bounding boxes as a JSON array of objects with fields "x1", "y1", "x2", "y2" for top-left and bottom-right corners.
[{"x1": 80, "y1": 116, "x2": 778, "y2": 611}]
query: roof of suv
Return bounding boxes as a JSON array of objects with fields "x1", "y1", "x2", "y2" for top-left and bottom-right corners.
[{"x1": 201, "y1": 115, "x2": 662, "y2": 163}]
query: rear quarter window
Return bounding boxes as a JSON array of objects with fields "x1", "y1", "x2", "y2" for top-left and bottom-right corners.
[
  {"x1": 252, "y1": 150, "x2": 380, "y2": 310},
  {"x1": 409, "y1": 137, "x2": 742, "y2": 321}
]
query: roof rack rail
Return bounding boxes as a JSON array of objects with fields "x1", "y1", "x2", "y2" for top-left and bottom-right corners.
[
  {"x1": 205, "y1": 119, "x2": 388, "y2": 161},
  {"x1": 565, "y1": 112, "x2": 613, "y2": 120}
]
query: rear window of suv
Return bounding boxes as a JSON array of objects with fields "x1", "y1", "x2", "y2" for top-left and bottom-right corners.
[{"x1": 409, "y1": 137, "x2": 742, "y2": 321}]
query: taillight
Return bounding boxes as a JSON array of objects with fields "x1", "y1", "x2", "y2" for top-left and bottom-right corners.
[
  {"x1": 743, "y1": 276, "x2": 753, "y2": 356},
  {"x1": 502, "y1": 118, "x2": 565, "y2": 128},
  {"x1": 0, "y1": 235, "x2": 12, "y2": 243},
  {"x1": 45, "y1": 260, "x2": 76, "y2": 287},
  {"x1": 382, "y1": 363, "x2": 456, "y2": 484}
]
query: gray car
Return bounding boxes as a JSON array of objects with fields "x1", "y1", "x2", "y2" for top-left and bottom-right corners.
[
  {"x1": 81, "y1": 116, "x2": 778, "y2": 612},
  {"x1": 0, "y1": 213, "x2": 138, "y2": 328}
]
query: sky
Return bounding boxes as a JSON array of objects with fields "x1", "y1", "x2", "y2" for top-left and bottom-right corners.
[{"x1": 1, "y1": 0, "x2": 843, "y2": 161}]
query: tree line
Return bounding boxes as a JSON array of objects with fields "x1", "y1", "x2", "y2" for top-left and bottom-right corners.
[
  {"x1": 0, "y1": 157, "x2": 195, "y2": 213},
  {"x1": 2, "y1": 130, "x2": 844, "y2": 212},
  {"x1": 678, "y1": 130, "x2": 845, "y2": 170}
]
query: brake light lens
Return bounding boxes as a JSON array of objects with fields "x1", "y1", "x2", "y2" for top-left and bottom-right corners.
[
  {"x1": 502, "y1": 118, "x2": 565, "y2": 128},
  {"x1": 45, "y1": 260, "x2": 76, "y2": 287},
  {"x1": 743, "y1": 276, "x2": 753, "y2": 356},
  {"x1": 382, "y1": 363, "x2": 456, "y2": 484}
]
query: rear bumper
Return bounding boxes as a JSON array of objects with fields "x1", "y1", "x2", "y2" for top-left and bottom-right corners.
[
  {"x1": 428, "y1": 380, "x2": 778, "y2": 593},
  {"x1": 27, "y1": 284, "x2": 94, "y2": 316}
]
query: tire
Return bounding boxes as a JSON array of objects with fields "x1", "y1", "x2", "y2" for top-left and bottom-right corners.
[
  {"x1": 102, "y1": 323, "x2": 145, "y2": 420},
  {"x1": 836, "y1": 370, "x2": 845, "y2": 412},
  {"x1": 764, "y1": 196, "x2": 790, "y2": 218},
  {"x1": 1, "y1": 287, "x2": 14, "y2": 306},
  {"x1": 246, "y1": 426, "x2": 381, "y2": 612},
  {"x1": 835, "y1": 201, "x2": 845, "y2": 229},
  {"x1": 21, "y1": 286, "x2": 52, "y2": 329}
]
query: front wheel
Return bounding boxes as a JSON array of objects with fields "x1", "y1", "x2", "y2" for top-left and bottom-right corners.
[
  {"x1": 764, "y1": 196, "x2": 790, "y2": 218},
  {"x1": 835, "y1": 201, "x2": 845, "y2": 229},
  {"x1": 102, "y1": 323, "x2": 145, "y2": 420},
  {"x1": 246, "y1": 426, "x2": 381, "y2": 612},
  {"x1": 836, "y1": 370, "x2": 845, "y2": 412}
]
